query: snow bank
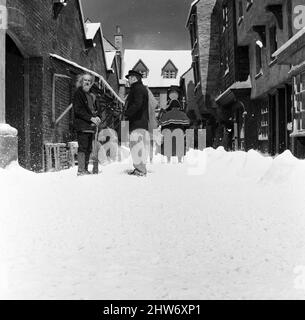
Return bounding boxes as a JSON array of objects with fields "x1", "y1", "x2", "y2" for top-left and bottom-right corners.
[
  {"x1": 1, "y1": 148, "x2": 305, "y2": 299},
  {"x1": 0, "y1": 124, "x2": 18, "y2": 136}
]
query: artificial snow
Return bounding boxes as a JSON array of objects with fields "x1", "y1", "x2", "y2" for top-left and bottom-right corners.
[
  {"x1": 1, "y1": 148, "x2": 305, "y2": 299},
  {"x1": 0, "y1": 124, "x2": 18, "y2": 136}
]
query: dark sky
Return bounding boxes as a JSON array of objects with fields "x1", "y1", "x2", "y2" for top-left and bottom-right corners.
[{"x1": 82, "y1": 0, "x2": 194, "y2": 50}]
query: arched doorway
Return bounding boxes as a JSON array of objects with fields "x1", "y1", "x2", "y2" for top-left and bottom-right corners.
[{"x1": 5, "y1": 34, "x2": 26, "y2": 167}]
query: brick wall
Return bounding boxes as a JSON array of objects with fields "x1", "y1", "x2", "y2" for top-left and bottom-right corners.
[
  {"x1": 196, "y1": 0, "x2": 222, "y2": 109},
  {"x1": 6, "y1": 0, "x2": 117, "y2": 171}
]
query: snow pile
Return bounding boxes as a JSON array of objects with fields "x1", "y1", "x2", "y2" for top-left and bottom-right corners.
[
  {"x1": 0, "y1": 124, "x2": 18, "y2": 136},
  {"x1": 1, "y1": 148, "x2": 305, "y2": 299}
]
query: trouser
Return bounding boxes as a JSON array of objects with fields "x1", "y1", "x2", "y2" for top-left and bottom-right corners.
[
  {"x1": 130, "y1": 129, "x2": 149, "y2": 174},
  {"x1": 77, "y1": 132, "x2": 94, "y2": 171}
]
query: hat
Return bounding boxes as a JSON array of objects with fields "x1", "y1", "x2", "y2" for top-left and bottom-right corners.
[
  {"x1": 125, "y1": 70, "x2": 143, "y2": 79},
  {"x1": 167, "y1": 85, "x2": 181, "y2": 94}
]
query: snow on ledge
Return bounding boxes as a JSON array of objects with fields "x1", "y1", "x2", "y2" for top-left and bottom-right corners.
[
  {"x1": 273, "y1": 26, "x2": 305, "y2": 58},
  {"x1": 0, "y1": 124, "x2": 18, "y2": 137}
]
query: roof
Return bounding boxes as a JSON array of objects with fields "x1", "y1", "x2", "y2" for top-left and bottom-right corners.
[
  {"x1": 186, "y1": 0, "x2": 200, "y2": 27},
  {"x1": 50, "y1": 53, "x2": 124, "y2": 104},
  {"x1": 85, "y1": 22, "x2": 101, "y2": 40},
  {"x1": 215, "y1": 76, "x2": 252, "y2": 105},
  {"x1": 105, "y1": 51, "x2": 116, "y2": 72},
  {"x1": 122, "y1": 49, "x2": 192, "y2": 88}
]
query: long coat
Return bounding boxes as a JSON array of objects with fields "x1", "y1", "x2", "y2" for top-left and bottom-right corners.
[
  {"x1": 73, "y1": 87, "x2": 97, "y2": 132},
  {"x1": 124, "y1": 81, "x2": 149, "y2": 132}
]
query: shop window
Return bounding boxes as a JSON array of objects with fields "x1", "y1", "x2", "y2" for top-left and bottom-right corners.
[
  {"x1": 258, "y1": 107, "x2": 269, "y2": 141},
  {"x1": 293, "y1": 73, "x2": 305, "y2": 133}
]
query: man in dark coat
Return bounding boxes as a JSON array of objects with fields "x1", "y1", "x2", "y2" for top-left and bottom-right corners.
[
  {"x1": 124, "y1": 70, "x2": 149, "y2": 176},
  {"x1": 73, "y1": 73, "x2": 101, "y2": 176}
]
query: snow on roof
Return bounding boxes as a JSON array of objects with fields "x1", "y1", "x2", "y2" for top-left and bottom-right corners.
[
  {"x1": 123, "y1": 49, "x2": 192, "y2": 88},
  {"x1": 105, "y1": 51, "x2": 116, "y2": 71},
  {"x1": 215, "y1": 76, "x2": 252, "y2": 102},
  {"x1": 186, "y1": 0, "x2": 200, "y2": 27},
  {"x1": 85, "y1": 22, "x2": 101, "y2": 40},
  {"x1": 50, "y1": 53, "x2": 124, "y2": 104},
  {"x1": 273, "y1": 26, "x2": 305, "y2": 58}
]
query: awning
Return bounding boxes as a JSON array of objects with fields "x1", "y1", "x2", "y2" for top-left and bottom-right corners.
[
  {"x1": 50, "y1": 53, "x2": 124, "y2": 104},
  {"x1": 215, "y1": 77, "x2": 252, "y2": 107}
]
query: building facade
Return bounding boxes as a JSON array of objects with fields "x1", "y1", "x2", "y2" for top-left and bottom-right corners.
[
  {"x1": 0, "y1": 0, "x2": 124, "y2": 171},
  {"x1": 186, "y1": 0, "x2": 305, "y2": 156},
  {"x1": 122, "y1": 49, "x2": 192, "y2": 115}
]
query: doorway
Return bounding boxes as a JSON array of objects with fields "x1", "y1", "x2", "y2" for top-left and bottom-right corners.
[{"x1": 5, "y1": 34, "x2": 26, "y2": 167}]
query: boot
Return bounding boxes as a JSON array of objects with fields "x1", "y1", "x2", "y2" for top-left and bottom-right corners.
[
  {"x1": 77, "y1": 152, "x2": 86, "y2": 176},
  {"x1": 84, "y1": 153, "x2": 92, "y2": 174}
]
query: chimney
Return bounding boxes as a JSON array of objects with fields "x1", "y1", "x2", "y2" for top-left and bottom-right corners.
[{"x1": 114, "y1": 25, "x2": 123, "y2": 55}]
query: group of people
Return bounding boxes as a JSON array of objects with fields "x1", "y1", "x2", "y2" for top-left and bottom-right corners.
[{"x1": 73, "y1": 70, "x2": 191, "y2": 177}]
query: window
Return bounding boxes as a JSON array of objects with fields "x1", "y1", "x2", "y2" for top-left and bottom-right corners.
[
  {"x1": 246, "y1": 0, "x2": 253, "y2": 11},
  {"x1": 222, "y1": 5, "x2": 228, "y2": 32},
  {"x1": 162, "y1": 60, "x2": 178, "y2": 79},
  {"x1": 238, "y1": 1, "x2": 244, "y2": 25},
  {"x1": 292, "y1": 73, "x2": 305, "y2": 133},
  {"x1": 258, "y1": 106, "x2": 269, "y2": 141},
  {"x1": 132, "y1": 59, "x2": 149, "y2": 78},
  {"x1": 162, "y1": 70, "x2": 177, "y2": 79},
  {"x1": 269, "y1": 25, "x2": 278, "y2": 61},
  {"x1": 255, "y1": 40, "x2": 263, "y2": 77},
  {"x1": 224, "y1": 54, "x2": 229, "y2": 75}
]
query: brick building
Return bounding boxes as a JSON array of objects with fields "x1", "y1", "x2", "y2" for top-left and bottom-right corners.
[
  {"x1": 186, "y1": 0, "x2": 305, "y2": 155},
  {"x1": 273, "y1": 1, "x2": 305, "y2": 158},
  {"x1": 0, "y1": 0, "x2": 124, "y2": 171},
  {"x1": 186, "y1": 0, "x2": 255, "y2": 150}
]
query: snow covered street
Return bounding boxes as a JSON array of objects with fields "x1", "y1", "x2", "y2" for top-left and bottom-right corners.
[{"x1": 1, "y1": 148, "x2": 305, "y2": 300}]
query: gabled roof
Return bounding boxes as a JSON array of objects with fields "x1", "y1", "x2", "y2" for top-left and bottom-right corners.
[
  {"x1": 133, "y1": 59, "x2": 149, "y2": 72},
  {"x1": 85, "y1": 22, "x2": 101, "y2": 40},
  {"x1": 162, "y1": 59, "x2": 178, "y2": 72},
  {"x1": 186, "y1": 0, "x2": 200, "y2": 27},
  {"x1": 123, "y1": 49, "x2": 192, "y2": 88}
]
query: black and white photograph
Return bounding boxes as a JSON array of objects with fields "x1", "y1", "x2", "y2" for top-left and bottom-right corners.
[{"x1": 1, "y1": 0, "x2": 305, "y2": 304}]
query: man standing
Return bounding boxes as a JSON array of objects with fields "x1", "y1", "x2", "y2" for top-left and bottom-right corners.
[
  {"x1": 124, "y1": 70, "x2": 149, "y2": 176},
  {"x1": 73, "y1": 73, "x2": 101, "y2": 176}
]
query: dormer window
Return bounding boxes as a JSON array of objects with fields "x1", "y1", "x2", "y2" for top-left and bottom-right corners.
[
  {"x1": 162, "y1": 60, "x2": 178, "y2": 79},
  {"x1": 132, "y1": 59, "x2": 149, "y2": 78}
]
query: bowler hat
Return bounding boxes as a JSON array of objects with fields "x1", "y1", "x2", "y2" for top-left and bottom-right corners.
[{"x1": 125, "y1": 70, "x2": 143, "y2": 79}]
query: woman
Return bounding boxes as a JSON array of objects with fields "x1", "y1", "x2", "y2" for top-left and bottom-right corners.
[
  {"x1": 73, "y1": 73, "x2": 101, "y2": 176},
  {"x1": 159, "y1": 99, "x2": 190, "y2": 163}
]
